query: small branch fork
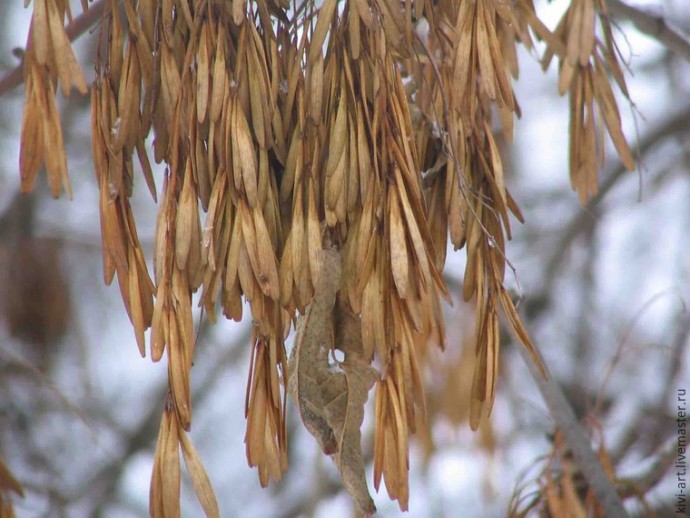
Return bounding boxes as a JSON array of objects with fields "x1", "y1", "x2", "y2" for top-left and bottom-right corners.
[{"x1": 607, "y1": 0, "x2": 690, "y2": 63}]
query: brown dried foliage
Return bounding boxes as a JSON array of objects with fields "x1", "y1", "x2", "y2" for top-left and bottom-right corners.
[{"x1": 17, "y1": 0, "x2": 636, "y2": 513}]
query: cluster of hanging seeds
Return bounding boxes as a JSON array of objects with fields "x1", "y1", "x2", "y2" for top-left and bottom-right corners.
[
  {"x1": 528, "y1": 0, "x2": 635, "y2": 202},
  {"x1": 18, "y1": 0, "x2": 635, "y2": 513},
  {"x1": 20, "y1": 0, "x2": 88, "y2": 197}
]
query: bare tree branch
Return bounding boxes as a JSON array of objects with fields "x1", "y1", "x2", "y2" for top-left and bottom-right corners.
[
  {"x1": 607, "y1": 0, "x2": 690, "y2": 63},
  {"x1": 517, "y1": 343, "x2": 629, "y2": 517}
]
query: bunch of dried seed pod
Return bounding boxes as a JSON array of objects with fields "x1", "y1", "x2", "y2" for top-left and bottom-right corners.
[
  {"x1": 18, "y1": 0, "x2": 635, "y2": 514},
  {"x1": 532, "y1": 0, "x2": 635, "y2": 202}
]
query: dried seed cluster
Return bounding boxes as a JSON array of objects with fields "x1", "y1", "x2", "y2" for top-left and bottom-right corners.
[
  {"x1": 18, "y1": 0, "x2": 634, "y2": 513},
  {"x1": 526, "y1": 0, "x2": 635, "y2": 202}
]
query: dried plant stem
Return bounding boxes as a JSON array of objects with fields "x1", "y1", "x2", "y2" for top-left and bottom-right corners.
[
  {"x1": 517, "y1": 343, "x2": 629, "y2": 517},
  {"x1": 607, "y1": 0, "x2": 690, "y2": 63},
  {"x1": 0, "y1": 0, "x2": 109, "y2": 97}
]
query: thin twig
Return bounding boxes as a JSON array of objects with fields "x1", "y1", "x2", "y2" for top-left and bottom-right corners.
[
  {"x1": 592, "y1": 289, "x2": 682, "y2": 418},
  {"x1": 607, "y1": 0, "x2": 690, "y2": 63},
  {"x1": 617, "y1": 435, "x2": 679, "y2": 498},
  {"x1": 646, "y1": 310, "x2": 690, "y2": 445},
  {"x1": 0, "y1": 0, "x2": 109, "y2": 97}
]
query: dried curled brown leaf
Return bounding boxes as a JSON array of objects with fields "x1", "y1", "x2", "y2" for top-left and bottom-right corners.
[
  {"x1": 289, "y1": 249, "x2": 379, "y2": 515},
  {"x1": 323, "y1": 359, "x2": 378, "y2": 516},
  {"x1": 289, "y1": 248, "x2": 342, "y2": 455}
]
